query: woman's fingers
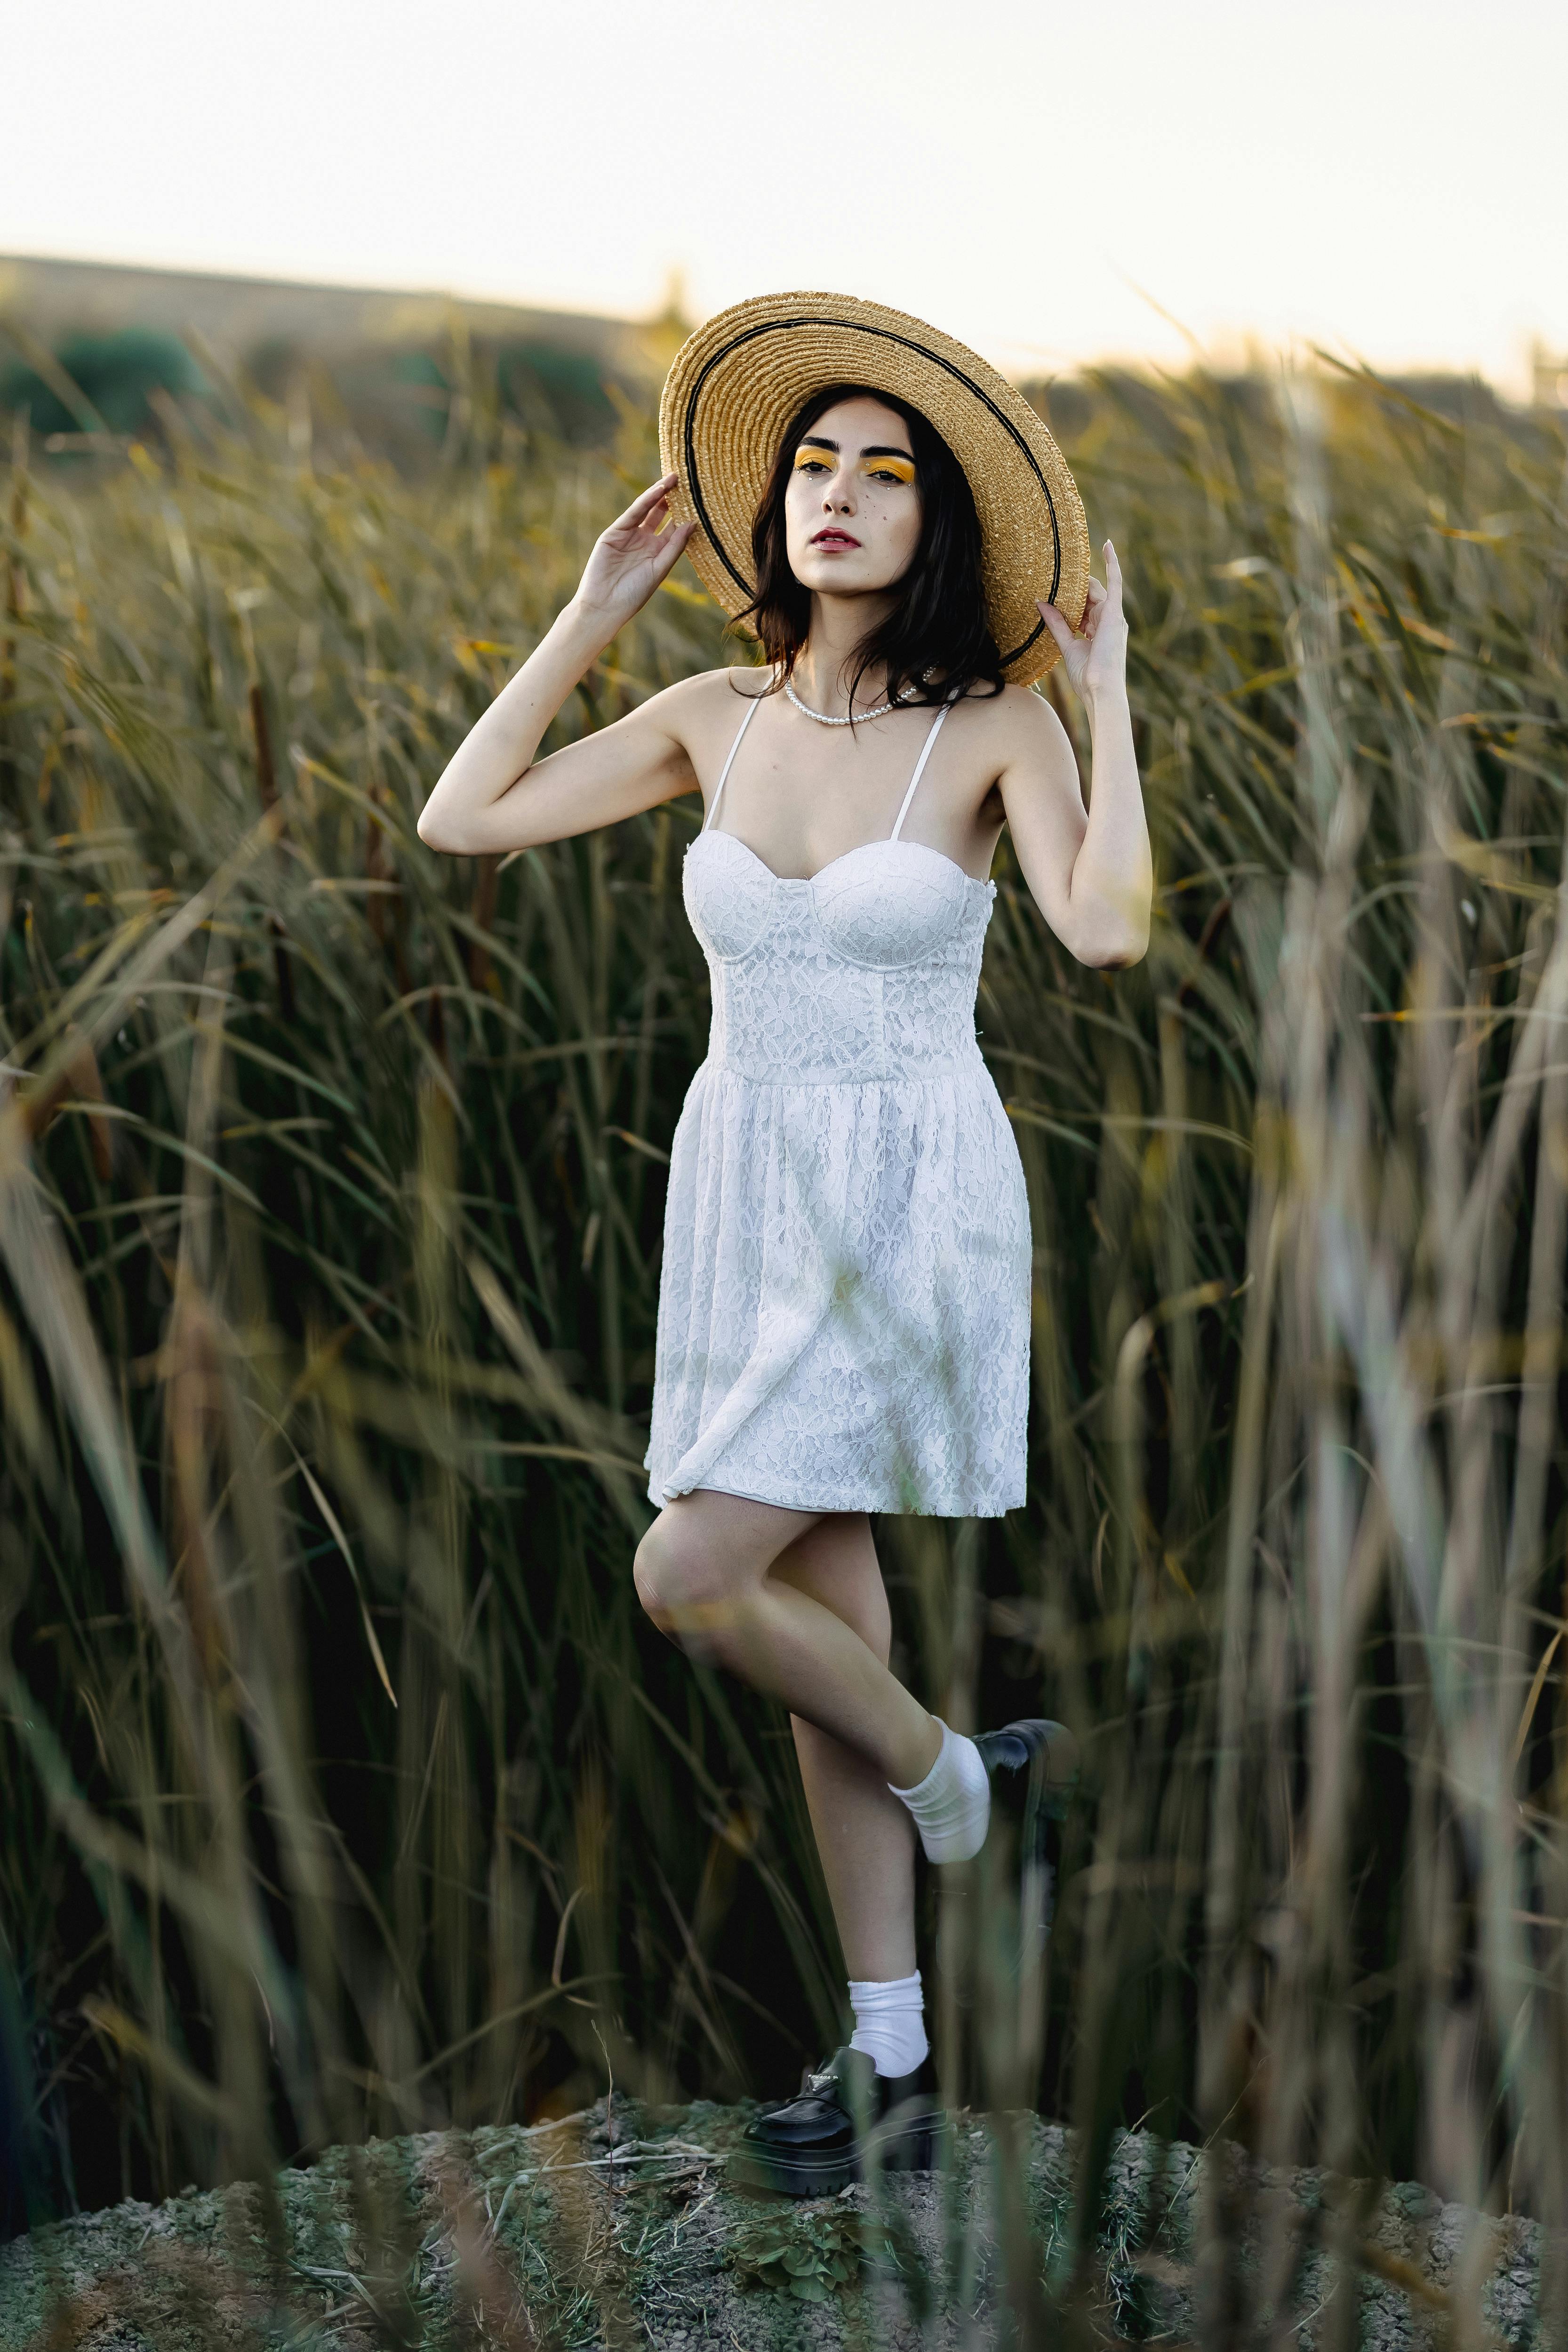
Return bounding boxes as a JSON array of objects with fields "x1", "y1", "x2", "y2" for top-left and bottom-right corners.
[
  {"x1": 659, "y1": 519, "x2": 697, "y2": 572},
  {"x1": 1039, "y1": 545, "x2": 1126, "y2": 687},
  {"x1": 1037, "y1": 602, "x2": 1075, "y2": 653},
  {"x1": 603, "y1": 495, "x2": 676, "y2": 557},
  {"x1": 616, "y1": 472, "x2": 680, "y2": 529}
]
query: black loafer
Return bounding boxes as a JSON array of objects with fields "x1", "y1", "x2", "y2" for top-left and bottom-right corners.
[
  {"x1": 975, "y1": 1717, "x2": 1080, "y2": 1840},
  {"x1": 736, "y1": 2045, "x2": 939, "y2": 2198},
  {"x1": 975, "y1": 1718, "x2": 1080, "y2": 1943}
]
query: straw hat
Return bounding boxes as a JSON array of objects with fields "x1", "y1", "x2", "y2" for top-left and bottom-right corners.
[{"x1": 658, "y1": 290, "x2": 1089, "y2": 686}]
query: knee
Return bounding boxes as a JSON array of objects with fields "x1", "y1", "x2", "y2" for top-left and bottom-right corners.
[
  {"x1": 633, "y1": 1522, "x2": 679, "y2": 1632},
  {"x1": 633, "y1": 1518, "x2": 728, "y2": 1642}
]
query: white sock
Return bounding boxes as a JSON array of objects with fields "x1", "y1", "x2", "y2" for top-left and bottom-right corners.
[
  {"x1": 848, "y1": 1969, "x2": 928, "y2": 2078},
  {"x1": 888, "y1": 1718, "x2": 991, "y2": 1863}
]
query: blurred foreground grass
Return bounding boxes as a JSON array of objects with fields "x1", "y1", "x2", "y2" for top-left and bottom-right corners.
[{"x1": 1, "y1": 355, "x2": 1566, "y2": 2339}]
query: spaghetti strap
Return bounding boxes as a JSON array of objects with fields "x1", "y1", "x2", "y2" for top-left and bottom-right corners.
[
  {"x1": 888, "y1": 700, "x2": 956, "y2": 841},
  {"x1": 703, "y1": 690, "x2": 765, "y2": 832}
]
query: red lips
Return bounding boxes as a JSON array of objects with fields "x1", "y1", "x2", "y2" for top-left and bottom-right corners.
[{"x1": 810, "y1": 529, "x2": 861, "y2": 548}]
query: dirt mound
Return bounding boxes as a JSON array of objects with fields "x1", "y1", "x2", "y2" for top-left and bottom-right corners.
[{"x1": 0, "y1": 2102, "x2": 1544, "y2": 2349}]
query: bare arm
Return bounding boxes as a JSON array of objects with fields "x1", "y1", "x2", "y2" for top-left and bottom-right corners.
[
  {"x1": 999, "y1": 541, "x2": 1152, "y2": 968},
  {"x1": 416, "y1": 474, "x2": 700, "y2": 856}
]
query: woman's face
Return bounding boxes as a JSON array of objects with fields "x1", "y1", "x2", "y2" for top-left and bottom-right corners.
[{"x1": 782, "y1": 395, "x2": 924, "y2": 601}]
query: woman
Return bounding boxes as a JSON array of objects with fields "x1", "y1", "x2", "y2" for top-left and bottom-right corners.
[{"x1": 417, "y1": 293, "x2": 1152, "y2": 2192}]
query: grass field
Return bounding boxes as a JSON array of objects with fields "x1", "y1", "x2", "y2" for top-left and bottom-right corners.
[{"x1": 1, "y1": 349, "x2": 1566, "y2": 2340}]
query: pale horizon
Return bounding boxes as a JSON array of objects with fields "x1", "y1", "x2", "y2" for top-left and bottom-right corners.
[{"x1": 6, "y1": 0, "x2": 1564, "y2": 397}]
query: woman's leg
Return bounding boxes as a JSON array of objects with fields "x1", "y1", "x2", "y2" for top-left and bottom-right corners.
[
  {"x1": 768, "y1": 1514, "x2": 918, "y2": 1984},
  {"x1": 633, "y1": 1490, "x2": 942, "y2": 1795}
]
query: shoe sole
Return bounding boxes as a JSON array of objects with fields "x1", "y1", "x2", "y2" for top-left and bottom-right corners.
[{"x1": 733, "y1": 2113, "x2": 937, "y2": 2199}]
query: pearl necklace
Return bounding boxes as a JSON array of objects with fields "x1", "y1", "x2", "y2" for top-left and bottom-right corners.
[{"x1": 784, "y1": 677, "x2": 915, "y2": 727}]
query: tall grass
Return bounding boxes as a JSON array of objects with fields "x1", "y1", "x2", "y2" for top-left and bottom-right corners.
[{"x1": 1, "y1": 351, "x2": 1566, "y2": 2337}]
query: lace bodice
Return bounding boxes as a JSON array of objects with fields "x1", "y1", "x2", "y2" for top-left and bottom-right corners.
[{"x1": 683, "y1": 829, "x2": 996, "y2": 1084}]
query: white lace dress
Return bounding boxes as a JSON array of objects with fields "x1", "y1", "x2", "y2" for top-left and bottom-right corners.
[{"x1": 643, "y1": 692, "x2": 1032, "y2": 1518}]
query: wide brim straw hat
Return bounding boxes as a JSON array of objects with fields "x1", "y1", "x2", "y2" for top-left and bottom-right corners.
[{"x1": 658, "y1": 290, "x2": 1089, "y2": 687}]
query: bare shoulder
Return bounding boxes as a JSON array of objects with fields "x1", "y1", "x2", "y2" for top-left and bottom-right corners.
[
  {"x1": 652, "y1": 663, "x2": 766, "y2": 705},
  {"x1": 948, "y1": 680, "x2": 1076, "y2": 771},
  {"x1": 640, "y1": 664, "x2": 770, "y2": 751}
]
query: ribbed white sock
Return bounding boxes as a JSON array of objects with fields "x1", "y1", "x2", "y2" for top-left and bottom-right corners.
[
  {"x1": 848, "y1": 1969, "x2": 928, "y2": 2078},
  {"x1": 888, "y1": 1718, "x2": 991, "y2": 1863}
]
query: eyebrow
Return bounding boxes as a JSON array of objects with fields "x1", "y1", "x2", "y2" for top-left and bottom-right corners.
[{"x1": 798, "y1": 435, "x2": 916, "y2": 461}]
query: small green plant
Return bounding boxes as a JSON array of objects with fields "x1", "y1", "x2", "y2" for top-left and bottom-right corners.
[{"x1": 728, "y1": 2203, "x2": 906, "y2": 2301}]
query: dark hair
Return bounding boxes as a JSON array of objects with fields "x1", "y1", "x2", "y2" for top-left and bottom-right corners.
[{"x1": 738, "y1": 383, "x2": 1004, "y2": 714}]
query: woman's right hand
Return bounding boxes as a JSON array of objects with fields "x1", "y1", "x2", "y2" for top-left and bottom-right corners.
[
  {"x1": 418, "y1": 476, "x2": 699, "y2": 857},
  {"x1": 573, "y1": 473, "x2": 696, "y2": 633}
]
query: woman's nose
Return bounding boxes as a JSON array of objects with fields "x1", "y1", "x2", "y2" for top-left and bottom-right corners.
[{"x1": 823, "y1": 471, "x2": 855, "y2": 510}]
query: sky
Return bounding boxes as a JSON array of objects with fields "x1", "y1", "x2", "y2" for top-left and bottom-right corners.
[{"x1": 3, "y1": 0, "x2": 1564, "y2": 392}]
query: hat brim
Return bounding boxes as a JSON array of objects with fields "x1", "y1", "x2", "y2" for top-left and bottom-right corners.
[{"x1": 658, "y1": 291, "x2": 1089, "y2": 687}]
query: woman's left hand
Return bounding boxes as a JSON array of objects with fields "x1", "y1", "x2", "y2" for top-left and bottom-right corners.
[{"x1": 1039, "y1": 539, "x2": 1128, "y2": 703}]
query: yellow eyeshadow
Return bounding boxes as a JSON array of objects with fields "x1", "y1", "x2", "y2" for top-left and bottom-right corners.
[{"x1": 791, "y1": 446, "x2": 915, "y2": 483}]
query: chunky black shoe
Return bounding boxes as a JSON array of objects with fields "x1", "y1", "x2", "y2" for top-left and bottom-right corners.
[
  {"x1": 735, "y1": 2045, "x2": 939, "y2": 2198},
  {"x1": 975, "y1": 1718, "x2": 1080, "y2": 1833},
  {"x1": 975, "y1": 1718, "x2": 1081, "y2": 1944}
]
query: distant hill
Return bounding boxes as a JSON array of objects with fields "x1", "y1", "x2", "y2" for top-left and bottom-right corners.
[{"x1": 0, "y1": 252, "x2": 681, "y2": 457}]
